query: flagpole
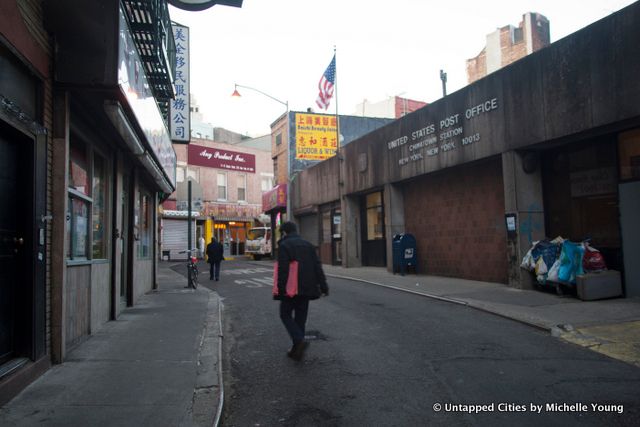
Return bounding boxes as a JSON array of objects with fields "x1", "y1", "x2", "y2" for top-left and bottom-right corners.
[
  {"x1": 334, "y1": 46, "x2": 345, "y2": 267},
  {"x1": 334, "y1": 46, "x2": 340, "y2": 157}
]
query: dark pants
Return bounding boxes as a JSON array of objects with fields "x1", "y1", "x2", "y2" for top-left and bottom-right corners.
[
  {"x1": 279, "y1": 297, "x2": 310, "y2": 345},
  {"x1": 209, "y1": 261, "x2": 221, "y2": 280}
]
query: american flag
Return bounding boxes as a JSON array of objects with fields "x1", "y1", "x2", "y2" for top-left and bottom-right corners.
[{"x1": 316, "y1": 55, "x2": 336, "y2": 110}]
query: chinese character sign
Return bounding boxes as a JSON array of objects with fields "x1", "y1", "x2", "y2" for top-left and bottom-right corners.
[
  {"x1": 295, "y1": 113, "x2": 338, "y2": 160},
  {"x1": 171, "y1": 24, "x2": 190, "y2": 142}
]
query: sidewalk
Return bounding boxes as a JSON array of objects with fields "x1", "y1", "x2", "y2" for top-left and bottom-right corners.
[
  {"x1": 321, "y1": 264, "x2": 640, "y2": 367},
  {"x1": 0, "y1": 263, "x2": 222, "y2": 427}
]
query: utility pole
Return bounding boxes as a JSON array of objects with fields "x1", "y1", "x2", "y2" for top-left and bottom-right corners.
[
  {"x1": 187, "y1": 180, "x2": 192, "y2": 287},
  {"x1": 440, "y1": 69, "x2": 447, "y2": 97}
]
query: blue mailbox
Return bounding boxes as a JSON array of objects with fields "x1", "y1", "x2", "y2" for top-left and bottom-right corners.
[{"x1": 392, "y1": 233, "x2": 417, "y2": 275}]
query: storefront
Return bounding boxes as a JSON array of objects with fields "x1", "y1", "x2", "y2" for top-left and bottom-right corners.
[
  {"x1": 0, "y1": 41, "x2": 49, "y2": 397},
  {"x1": 291, "y1": 2, "x2": 640, "y2": 296},
  {"x1": 45, "y1": 0, "x2": 176, "y2": 361}
]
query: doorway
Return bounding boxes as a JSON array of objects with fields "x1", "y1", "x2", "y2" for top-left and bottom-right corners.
[
  {"x1": 360, "y1": 191, "x2": 386, "y2": 267},
  {"x1": 0, "y1": 127, "x2": 31, "y2": 365},
  {"x1": 120, "y1": 171, "x2": 131, "y2": 308}
]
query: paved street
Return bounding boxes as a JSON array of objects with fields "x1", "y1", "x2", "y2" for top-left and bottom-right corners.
[{"x1": 204, "y1": 259, "x2": 640, "y2": 427}]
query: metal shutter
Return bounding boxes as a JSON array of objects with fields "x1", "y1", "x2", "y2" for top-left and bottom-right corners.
[{"x1": 162, "y1": 219, "x2": 196, "y2": 260}]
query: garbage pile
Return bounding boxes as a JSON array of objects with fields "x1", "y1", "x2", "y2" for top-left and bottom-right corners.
[{"x1": 521, "y1": 237, "x2": 607, "y2": 286}]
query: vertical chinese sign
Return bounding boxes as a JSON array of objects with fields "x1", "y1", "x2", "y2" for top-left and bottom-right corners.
[
  {"x1": 294, "y1": 113, "x2": 338, "y2": 160},
  {"x1": 171, "y1": 23, "x2": 190, "y2": 142}
]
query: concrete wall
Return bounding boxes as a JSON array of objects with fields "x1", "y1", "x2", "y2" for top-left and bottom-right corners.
[
  {"x1": 293, "y1": 155, "x2": 340, "y2": 211},
  {"x1": 342, "y1": 3, "x2": 640, "y2": 195}
]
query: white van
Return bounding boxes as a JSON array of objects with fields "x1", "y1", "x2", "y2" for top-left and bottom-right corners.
[{"x1": 245, "y1": 227, "x2": 272, "y2": 260}]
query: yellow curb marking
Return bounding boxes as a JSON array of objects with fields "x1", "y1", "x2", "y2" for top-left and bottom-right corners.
[{"x1": 560, "y1": 320, "x2": 640, "y2": 367}]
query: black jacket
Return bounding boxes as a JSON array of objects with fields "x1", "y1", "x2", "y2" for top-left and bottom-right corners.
[
  {"x1": 206, "y1": 241, "x2": 224, "y2": 263},
  {"x1": 275, "y1": 232, "x2": 328, "y2": 300}
]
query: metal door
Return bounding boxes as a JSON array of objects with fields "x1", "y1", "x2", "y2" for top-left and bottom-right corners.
[
  {"x1": 0, "y1": 134, "x2": 26, "y2": 363},
  {"x1": 619, "y1": 181, "x2": 640, "y2": 297}
]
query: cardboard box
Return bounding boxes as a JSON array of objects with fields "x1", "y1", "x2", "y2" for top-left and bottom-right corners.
[{"x1": 576, "y1": 270, "x2": 622, "y2": 301}]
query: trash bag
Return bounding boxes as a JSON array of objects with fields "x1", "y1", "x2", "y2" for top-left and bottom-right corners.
[
  {"x1": 535, "y1": 257, "x2": 548, "y2": 276},
  {"x1": 558, "y1": 241, "x2": 585, "y2": 284},
  {"x1": 531, "y1": 240, "x2": 561, "y2": 271},
  {"x1": 583, "y1": 244, "x2": 607, "y2": 272},
  {"x1": 521, "y1": 247, "x2": 535, "y2": 271},
  {"x1": 547, "y1": 258, "x2": 561, "y2": 282}
]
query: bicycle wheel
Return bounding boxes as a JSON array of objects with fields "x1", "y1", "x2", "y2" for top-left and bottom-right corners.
[{"x1": 190, "y1": 265, "x2": 198, "y2": 289}]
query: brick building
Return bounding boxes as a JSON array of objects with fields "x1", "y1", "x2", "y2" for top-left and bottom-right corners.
[
  {"x1": 161, "y1": 137, "x2": 273, "y2": 259},
  {"x1": 291, "y1": 3, "x2": 640, "y2": 299},
  {"x1": 466, "y1": 12, "x2": 550, "y2": 84}
]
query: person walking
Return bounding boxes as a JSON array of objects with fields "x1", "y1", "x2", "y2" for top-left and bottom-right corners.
[
  {"x1": 198, "y1": 235, "x2": 205, "y2": 259},
  {"x1": 206, "y1": 237, "x2": 224, "y2": 281},
  {"x1": 274, "y1": 221, "x2": 328, "y2": 361}
]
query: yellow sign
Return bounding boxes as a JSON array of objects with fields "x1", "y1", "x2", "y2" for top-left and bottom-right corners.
[{"x1": 295, "y1": 113, "x2": 338, "y2": 160}]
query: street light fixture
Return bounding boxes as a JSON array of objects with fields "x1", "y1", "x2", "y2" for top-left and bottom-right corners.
[
  {"x1": 230, "y1": 83, "x2": 291, "y2": 253},
  {"x1": 231, "y1": 83, "x2": 288, "y2": 111}
]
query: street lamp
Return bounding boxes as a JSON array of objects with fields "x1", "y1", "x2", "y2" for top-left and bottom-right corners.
[
  {"x1": 231, "y1": 83, "x2": 288, "y2": 110},
  {"x1": 230, "y1": 83, "x2": 291, "y2": 252}
]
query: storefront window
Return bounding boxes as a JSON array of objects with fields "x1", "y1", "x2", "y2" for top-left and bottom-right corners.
[
  {"x1": 138, "y1": 192, "x2": 151, "y2": 258},
  {"x1": 69, "y1": 139, "x2": 89, "y2": 196},
  {"x1": 69, "y1": 198, "x2": 89, "y2": 259},
  {"x1": 366, "y1": 192, "x2": 384, "y2": 240},
  {"x1": 619, "y1": 129, "x2": 640, "y2": 181},
  {"x1": 92, "y1": 154, "x2": 107, "y2": 258}
]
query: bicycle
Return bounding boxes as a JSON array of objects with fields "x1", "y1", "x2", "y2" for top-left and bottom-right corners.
[{"x1": 179, "y1": 248, "x2": 199, "y2": 289}]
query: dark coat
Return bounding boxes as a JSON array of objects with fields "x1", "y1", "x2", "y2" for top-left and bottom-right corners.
[
  {"x1": 275, "y1": 232, "x2": 328, "y2": 300},
  {"x1": 206, "y1": 240, "x2": 224, "y2": 263}
]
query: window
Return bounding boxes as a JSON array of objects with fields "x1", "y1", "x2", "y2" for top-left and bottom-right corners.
[
  {"x1": 138, "y1": 192, "x2": 151, "y2": 258},
  {"x1": 176, "y1": 166, "x2": 185, "y2": 183},
  {"x1": 187, "y1": 167, "x2": 199, "y2": 182},
  {"x1": 238, "y1": 174, "x2": 246, "y2": 201},
  {"x1": 68, "y1": 197, "x2": 89, "y2": 259},
  {"x1": 273, "y1": 159, "x2": 278, "y2": 182},
  {"x1": 67, "y1": 137, "x2": 111, "y2": 261},
  {"x1": 217, "y1": 172, "x2": 227, "y2": 200},
  {"x1": 261, "y1": 177, "x2": 273, "y2": 192},
  {"x1": 67, "y1": 139, "x2": 91, "y2": 259},
  {"x1": 275, "y1": 133, "x2": 282, "y2": 145},
  {"x1": 69, "y1": 140, "x2": 89, "y2": 196},
  {"x1": 92, "y1": 154, "x2": 107, "y2": 258}
]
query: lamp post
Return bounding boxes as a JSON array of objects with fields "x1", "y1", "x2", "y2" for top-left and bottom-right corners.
[
  {"x1": 231, "y1": 83, "x2": 288, "y2": 110},
  {"x1": 231, "y1": 83, "x2": 290, "y2": 248}
]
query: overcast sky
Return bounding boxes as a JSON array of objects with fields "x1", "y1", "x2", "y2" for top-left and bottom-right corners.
[{"x1": 168, "y1": 0, "x2": 636, "y2": 137}]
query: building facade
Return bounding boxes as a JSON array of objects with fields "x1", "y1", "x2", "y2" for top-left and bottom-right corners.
[
  {"x1": 0, "y1": 0, "x2": 197, "y2": 404},
  {"x1": 292, "y1": 3, "x2": 640, "y2": 297},
  {"x1": 161, "y1": 137, "x2": 273, "y2": 258},
  {"x1": 466, "y1": 12, "x2": 550, "y2": 84},
  {"x1": 266, "y1": 111, "x2": 393, "y2": 256}
]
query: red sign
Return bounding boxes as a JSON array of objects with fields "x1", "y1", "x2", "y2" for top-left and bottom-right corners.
[
  {"x1": 188, "y1": 144, "x2": 256, "y2": 173},
  {"x1": 262, "y1": 184, "x2": 287, "y2": 211}
]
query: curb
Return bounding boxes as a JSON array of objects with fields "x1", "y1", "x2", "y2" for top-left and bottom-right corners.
[
  {"x1": 190, "y1": 288, "x2": 225, "y2": 427},
  {"x1": 325, "y1": 273, "x2": 552, "y2": 332}
]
